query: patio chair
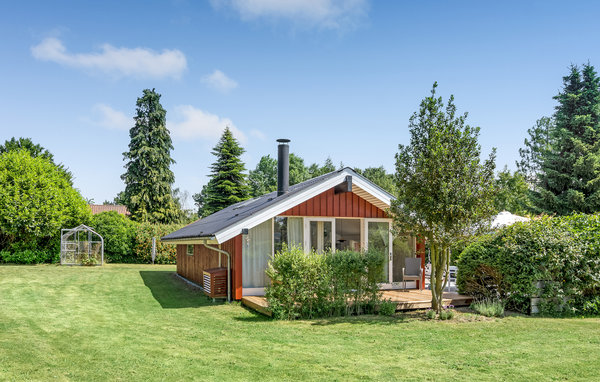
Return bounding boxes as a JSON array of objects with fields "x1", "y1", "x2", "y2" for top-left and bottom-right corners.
[{"x1": 402, "y1": 257, "x2": 422, "y2": 290}]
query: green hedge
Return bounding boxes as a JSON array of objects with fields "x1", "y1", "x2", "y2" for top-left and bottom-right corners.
[
  {"x1": 0, "y1": 249, "x2": 58, "y2": 264},
  {"x1": 265, "y1": 246, "x2": 386, "y2": 319},
  {"x1": 457, "y1": 214, "x2": 600, "y2": 314}
]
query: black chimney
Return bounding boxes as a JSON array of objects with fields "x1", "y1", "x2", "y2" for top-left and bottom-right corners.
[{"x1": 277, "y1": 139, "x2": 290, "y2": 196}]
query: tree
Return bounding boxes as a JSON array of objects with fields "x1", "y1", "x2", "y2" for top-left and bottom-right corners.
[
  {"x1": 493, "y1": 167, "x2": 532, "y2": 215},
  {"x1": 0, "y1": 150, "x2": 90, "y2": 252},
  {"x1": 248, "y1": 153, "x2": 317, "y2": 197},
  {"x1": 194, "y1": 127, "x2": 250, "y2": 217},
  {"x1": 533, "y1": 64, "x2": 600, "y2": 214},
  {"x1": 355, "y1": 166, "x2": 397, "y2": 195},
  {"x1": 248, "y1": 155, "x2": 277, "y2": 197},
  {"x1": 392, "y1": 83, "x2": 496, "y2": 313},
  {"x1": 0, "y1": 137, "x2": 73, "y2": 184},
  {"x1": 121, "y1": 89, "x2": 179, "y2": 223},
  {"x1": 517, "y1": 117, "x2": 554, "y2": 186}
]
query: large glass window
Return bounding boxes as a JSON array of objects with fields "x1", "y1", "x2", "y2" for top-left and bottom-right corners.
[
  {"x1": 335, "y1": 219, "x2": 361, "y2": 251},
  {"x1": 392, "y1": 235, "x2": 416, "y2": 282},
  {"x1": 274, "y1": 217, "x2": 303, "y2": 253},
  {"x1": 242, "y1": 219, "x2": 272, "y2": 289},
  {"x1": 367, "y1": 221, "x2": 390, "y2": 283}
]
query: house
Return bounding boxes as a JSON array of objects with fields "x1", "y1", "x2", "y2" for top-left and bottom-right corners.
[
  {"x1": 89, "y1": 204, "x2": 130, "y2": 216},
  {"x1": 161, "y1": 139, "x2": 425, "y2": 301}
]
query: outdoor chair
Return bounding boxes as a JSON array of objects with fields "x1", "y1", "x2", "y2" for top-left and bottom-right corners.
[{"x1": 402, "y1": 257, "x2": 422, "y2": 290}]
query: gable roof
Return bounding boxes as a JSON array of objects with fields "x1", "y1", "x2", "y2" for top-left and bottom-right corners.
[
  {"x1": 89, "y1": 204, "x2": 130, "y2": 216},
  {"x1": 161, "y1": 167, "x2": 394, "y2": 244}
]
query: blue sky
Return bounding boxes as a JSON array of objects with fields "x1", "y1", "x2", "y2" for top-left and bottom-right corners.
[{"x1": 2, "y1": 0, "x2": 600, "y2": 208}]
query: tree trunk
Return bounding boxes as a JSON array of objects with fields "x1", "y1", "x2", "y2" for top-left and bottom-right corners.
[{"x1": 430, "y1": 243, "x2": 450, "y2": 314}]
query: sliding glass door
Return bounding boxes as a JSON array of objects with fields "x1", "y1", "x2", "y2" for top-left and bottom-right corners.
[{"x1": 365, "y1": 219, "x2": 392, "y2": 285}]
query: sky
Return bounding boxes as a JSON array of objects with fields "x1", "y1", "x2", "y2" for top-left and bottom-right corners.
[{"x1": 2, "y1": 0, "x2": 600, "y2": 209}]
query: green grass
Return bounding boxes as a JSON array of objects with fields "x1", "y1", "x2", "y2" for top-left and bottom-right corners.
[{"x1": 1, "y1": 265, "x2": 599, "y2": 381}]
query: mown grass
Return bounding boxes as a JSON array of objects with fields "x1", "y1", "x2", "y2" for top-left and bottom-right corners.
[{"x1": 1, "y1": 264, "x2": 599, "y2": 381}]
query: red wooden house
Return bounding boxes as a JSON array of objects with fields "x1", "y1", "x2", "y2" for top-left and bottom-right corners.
[{"x1": 162, "y1": 140, "x2": 425, "y2": 301}]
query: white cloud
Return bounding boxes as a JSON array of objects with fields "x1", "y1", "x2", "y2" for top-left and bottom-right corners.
[
  {"x1": 202, "y1": 70, "x2": 238, "y2": 93},
  {"x1": 211, "y1": 0, "x2": 368, "y2": 30},
  {"x1": 250, "y1": 129, "x2": 266, "y2": 140},
  {"x1": 168, "y1": 105, "x2": 247, "y2": 143},
  {"x1": 91, "y1": 104, "x2": 132, "y2": 131},
  {"x1": 31, "y1": 37, "x2": 187, "y2": 79}
]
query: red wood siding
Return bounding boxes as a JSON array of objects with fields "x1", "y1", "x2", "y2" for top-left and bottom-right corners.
[
  {"x1": 176, "y1": 234, "x2": 243, "y2": 300},
  {"x1": 280, "y1": 189, "x2": 387, "y2": 218}
]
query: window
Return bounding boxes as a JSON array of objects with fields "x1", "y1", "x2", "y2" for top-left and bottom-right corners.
[
  {"x1": 186, "y1": 244, "x2": 194, "y2": 256},
  {"x1": 243, "y1": 219, "x2": 272, "y2": 288},
  {"x1": 273, "y1": 217, "x2": 304, "y2": 253}
]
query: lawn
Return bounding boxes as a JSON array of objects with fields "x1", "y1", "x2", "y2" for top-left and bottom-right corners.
[{"x1": 1, "y1": 265, "x2": 599, "y2": 381}]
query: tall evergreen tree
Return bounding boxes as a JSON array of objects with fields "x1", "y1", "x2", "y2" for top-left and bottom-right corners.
[
  {"x1": 194, "y1": 128, "x2": 250, "y2": 217},
  {"x1": 121, "y1": 89, "x2": 179, "y2": 223},
  {"x1": 534, "y1": 64, "x2": 600, "y2": 214}
]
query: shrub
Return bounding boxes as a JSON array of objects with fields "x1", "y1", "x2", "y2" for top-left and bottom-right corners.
[
  {"x1": 0, "y1": 249, "x2": 57, "y2": 264},
  {"x1": 0, "y1": 150, "x2": 90, "y2": 254},
  {"x1": 457, "y1": 214, "x2": 600, "y2": 314},
  {"x1": 265, "y1": 246, "x2": 386, "y2": 319},
  {"x1": 439, "y1": 308, "x2": 455, "y2": 320},
  {"x1": 425, "y1": 308, "x2": 436, "y2": 320},
  {"x1": 91, "y1": 211, "x2": 136, "y2": 263},
  {"x1": 132, "y1": 222, "x2": 184, "y2": 264},
  {"x1": 378, "y1": 299, "x2": 397, "y2": 316},
  {"x1": 470, "y1": 299, "x2": 505, "y2": 317}
]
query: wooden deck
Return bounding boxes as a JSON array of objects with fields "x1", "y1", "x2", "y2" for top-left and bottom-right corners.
[{"x1": 241, "y1": 290, "x2": 472, "y2": 317}]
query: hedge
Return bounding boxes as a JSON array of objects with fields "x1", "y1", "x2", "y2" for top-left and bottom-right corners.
[
  {"x1": 265, "y1": 246, "x2": 387, "y2": 319},
  {"x1": 1, "y1": 211, "x2": 184, "y2": 265},
  {"x1": 457, "y1": 214, "x2": 600, "y2": 314}
]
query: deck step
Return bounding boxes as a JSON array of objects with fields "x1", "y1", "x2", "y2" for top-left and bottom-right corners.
[
  {"x1": 242, "y1": 291, "x2": 472, "y2": 317},
  {"x1": 242, "y1": 296, "x2": 272, "y2": 317}
]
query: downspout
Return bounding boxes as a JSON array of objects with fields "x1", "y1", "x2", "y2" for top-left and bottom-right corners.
[{"x1": 203, "y1": 241, "x2": 231, "y2": 302}]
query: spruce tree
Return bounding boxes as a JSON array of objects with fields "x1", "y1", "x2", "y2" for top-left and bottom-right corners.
[
  {"x1": 194, "y1": 127, "x2": 250, "y2": 217},
  {"x1": 534, "y1": 64, "x2": 600, "y2": 214},
  {"x1": 121, "y1": 89, "x2": 179, "y2": 223}
]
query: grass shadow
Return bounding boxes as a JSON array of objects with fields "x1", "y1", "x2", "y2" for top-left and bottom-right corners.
[
  {"x1": 310, "y1": 313, "x2": 409, "y2": 326},
  {"x1": 139, "y1": 270, "x2": 223, "y2": 309}
]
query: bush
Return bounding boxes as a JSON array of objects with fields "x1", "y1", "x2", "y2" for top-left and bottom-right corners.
[
  {"x1": 457, "y1": 214, "x2": 600, "y2": 314},
  {"x1": 91, "y1": 211, "x2": 136, "y2": 263},
  {"x1": 0, "y1": 249, "x2": 57, "y2": 264},
  {"x1": 425, "y1": 309, "x2": 436, "y2": 319},
  {"x1": 0, "y1": 150, "x2": 90, "y2": 253},
  {"x1": 470, "y1": 299, "x2": 505, "y2": 317},
  {"x1": 378, "y1": 299, "x2": 397, "y2": 316},
  {"x1": 132, "y1": 222, "x2": 184, "y2": 264},
  {"x1": 266, "y1": 246, "x2": 386, "y2": 319},
  {"x1": 439, "y1": 308, "x2": 455, "y2": 320}
]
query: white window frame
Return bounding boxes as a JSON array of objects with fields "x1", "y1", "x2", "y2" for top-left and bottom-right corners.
[
  {"x1": 186, "y1": 244, "x2": 194, "y2": 256},
  {"x1": 303, "y1": 217, "x2": 336, "y2": 254},
  {"x1": 364, "y1": 218, "x2": 394, "y2": 288}
]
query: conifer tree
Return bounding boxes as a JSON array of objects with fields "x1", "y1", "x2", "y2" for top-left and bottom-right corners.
[
  {"x1": 194, "y1": 127, "x2": 250, "y2": 217},
  {"x1": 533, "y1": 64, "x2": 600, "y2": 214},
  {"x1": 121, "y1": 89, "x2": 179, "y2": 223}
]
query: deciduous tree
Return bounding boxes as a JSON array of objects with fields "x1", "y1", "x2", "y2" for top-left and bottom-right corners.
[{"x1": 392, "y1": 83, "x2": 496, "y2": 313}]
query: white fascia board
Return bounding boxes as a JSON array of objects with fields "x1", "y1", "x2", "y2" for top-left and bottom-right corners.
[
  {"x1": 215, "y1": 169, "x2": 395, "y2": 243},
  {"x1": 160, "y1": 237, "x2": 218, "y2": 245},
  {"x1": 215, "y1": 173, "x2": 348, "y2": 243}
]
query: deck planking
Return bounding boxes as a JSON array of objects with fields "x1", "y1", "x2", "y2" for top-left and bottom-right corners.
[{"x1": 242, "y1": 290, "x2": 472, "y2": 317}]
